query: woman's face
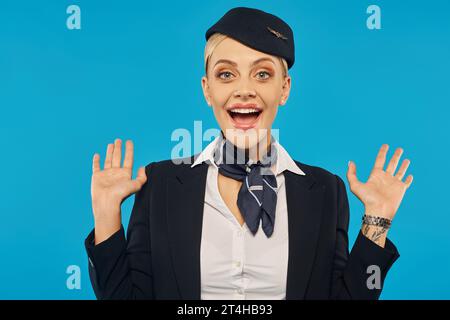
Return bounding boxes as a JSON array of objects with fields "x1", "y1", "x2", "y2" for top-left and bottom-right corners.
[{"x1": 201, "y1": 37, "x2": 291, "y2": 151}]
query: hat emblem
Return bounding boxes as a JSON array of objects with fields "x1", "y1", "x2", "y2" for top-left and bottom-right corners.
[{"x1": 267, "y1": 26, "x2": 288, "y2": 40}]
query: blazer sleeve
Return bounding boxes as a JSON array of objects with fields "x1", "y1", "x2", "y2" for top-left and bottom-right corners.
[
  {"x1": 84, "y1": 164, "x2": 154, "y2": 300},
  {"x1": 330, "y1": 174, "x2": 400, "y2": 300}
]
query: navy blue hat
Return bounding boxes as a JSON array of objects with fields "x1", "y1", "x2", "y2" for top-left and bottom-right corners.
[{"x1": 205, "y1": 7, "x2": 295, "y2": 69}]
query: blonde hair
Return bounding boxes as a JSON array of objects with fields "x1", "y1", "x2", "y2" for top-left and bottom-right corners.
[{"x1": 204, "y1": 32, "x2": 288, "y2": 78}]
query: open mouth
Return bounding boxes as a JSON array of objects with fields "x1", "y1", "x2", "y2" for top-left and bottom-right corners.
[{"x1": 227, "y1": 108, "x2": 262, "y2": 129}]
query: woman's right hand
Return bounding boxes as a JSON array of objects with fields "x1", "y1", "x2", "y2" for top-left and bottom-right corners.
[{"x1": 91, "y1": 138, "x2": 147, "y2": 244}]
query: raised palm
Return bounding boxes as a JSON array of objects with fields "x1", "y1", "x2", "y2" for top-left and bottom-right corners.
[
  {"x1": 346, "y1": 144, "x2": 413, "y2": 220},
  {"x1": 91, "y1": 139, "x2": 147, "y2": 219}
]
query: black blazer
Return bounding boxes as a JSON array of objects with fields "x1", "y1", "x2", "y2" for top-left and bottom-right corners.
[{"x1": 85, "y1": 155, "x2": 400, "y2": 300}]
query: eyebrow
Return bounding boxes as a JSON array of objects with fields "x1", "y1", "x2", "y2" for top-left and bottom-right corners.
[{"x1": 213, "y1": 57, "x2": 276, "y2": 68}]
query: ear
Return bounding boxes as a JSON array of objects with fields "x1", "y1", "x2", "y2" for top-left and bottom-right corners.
[
  {"x1": 279, "y1": 76, "x2": 291, "y2": 106},
  {"x1": 201, "y1": 76, "x2": 212, "y2": 107}
]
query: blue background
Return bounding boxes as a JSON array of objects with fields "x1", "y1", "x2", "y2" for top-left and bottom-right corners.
[{"x1": 0, "y1": 0, "x2": 449, "y2": 299}]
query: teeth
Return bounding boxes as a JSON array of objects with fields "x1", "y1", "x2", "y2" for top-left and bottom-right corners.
[{"x1": 229, "y1": 108, "x2": 260, "y2": 114}]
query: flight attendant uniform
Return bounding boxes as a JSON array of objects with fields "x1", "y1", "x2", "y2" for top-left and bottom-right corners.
[{"x1": 84, "y1": 7, "x2": 400, "y2": 300}]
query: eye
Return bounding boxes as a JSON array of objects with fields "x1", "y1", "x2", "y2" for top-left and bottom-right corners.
[
  {"x1": 216, "y1": 71, "x2": 234, "y2": 80},
  {"x1": 256, "y1": 71, "x2": 271, "y2": 80}
]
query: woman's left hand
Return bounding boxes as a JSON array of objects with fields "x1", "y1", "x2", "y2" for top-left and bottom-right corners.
[{"x1": 346, "y1": 144, "x2": 413, "y2": 221}]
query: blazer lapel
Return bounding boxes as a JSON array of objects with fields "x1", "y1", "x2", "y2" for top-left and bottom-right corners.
[
  {"x1": 166, "y1": 162, "x2": 208, "y2": 299},
  {"x1": 284, "y1": 168, "x2": 326, "y2": 299}
]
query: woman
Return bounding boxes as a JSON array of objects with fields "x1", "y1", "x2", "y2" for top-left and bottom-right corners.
[{"x1": 85, "y1": 7, "x2": 413, "y2": 300}]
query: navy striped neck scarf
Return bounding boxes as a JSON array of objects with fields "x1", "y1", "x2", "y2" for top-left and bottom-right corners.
[{"x1": 213, "y1": 132, "x2": 278, "y2": 238}]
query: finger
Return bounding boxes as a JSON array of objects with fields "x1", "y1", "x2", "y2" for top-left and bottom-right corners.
[
  {"x1": 104, "y1": 143, "x2": 114, "y2": 169},
  {"x1": 386, "y1": 147, "x2": 403, "y2": 175},
  {"x1": 404, "y1": 174, "x2": 413, "y2": 188},
  {"x1": 346, "y1": 160, "x2": 361, "y2": 190},
  {"x1": 373, "y1": 144, "x2": 389, "y2": 170},
  {"x1": 112, "y1": 138, "x2": 122, "y2": 168},
  {"x1": 92, "y1": 153, "x2": 100, "y2": 173},
  {"x1": 123, "y1": 140, "x2": 134, "y2": 170},
  {"x1": 136, "y1": 166, "x2": 147, "y2": 184},
  {"x1": 129, "y1": 167, "x2": 148, "y2": 193},
  {"x1": 395, "y1": 159, "x2": 410, "y2": 180}
]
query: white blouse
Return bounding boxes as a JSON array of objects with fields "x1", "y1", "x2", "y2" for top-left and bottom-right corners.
[{"x1": 191, "y1": 136, "x2": 305, "y2": 300}]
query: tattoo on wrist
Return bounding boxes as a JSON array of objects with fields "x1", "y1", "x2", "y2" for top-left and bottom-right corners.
[{"x1": 362, "y1": 224, "x2": 388, "y2": 246}]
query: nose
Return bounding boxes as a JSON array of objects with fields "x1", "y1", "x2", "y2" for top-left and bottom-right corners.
[
  {"x1": 233, "y1": 89, "x2": 256, "y2": 99},
  {"x1": 233, "y1": 82, "x2": 256, "y2": 99}
]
